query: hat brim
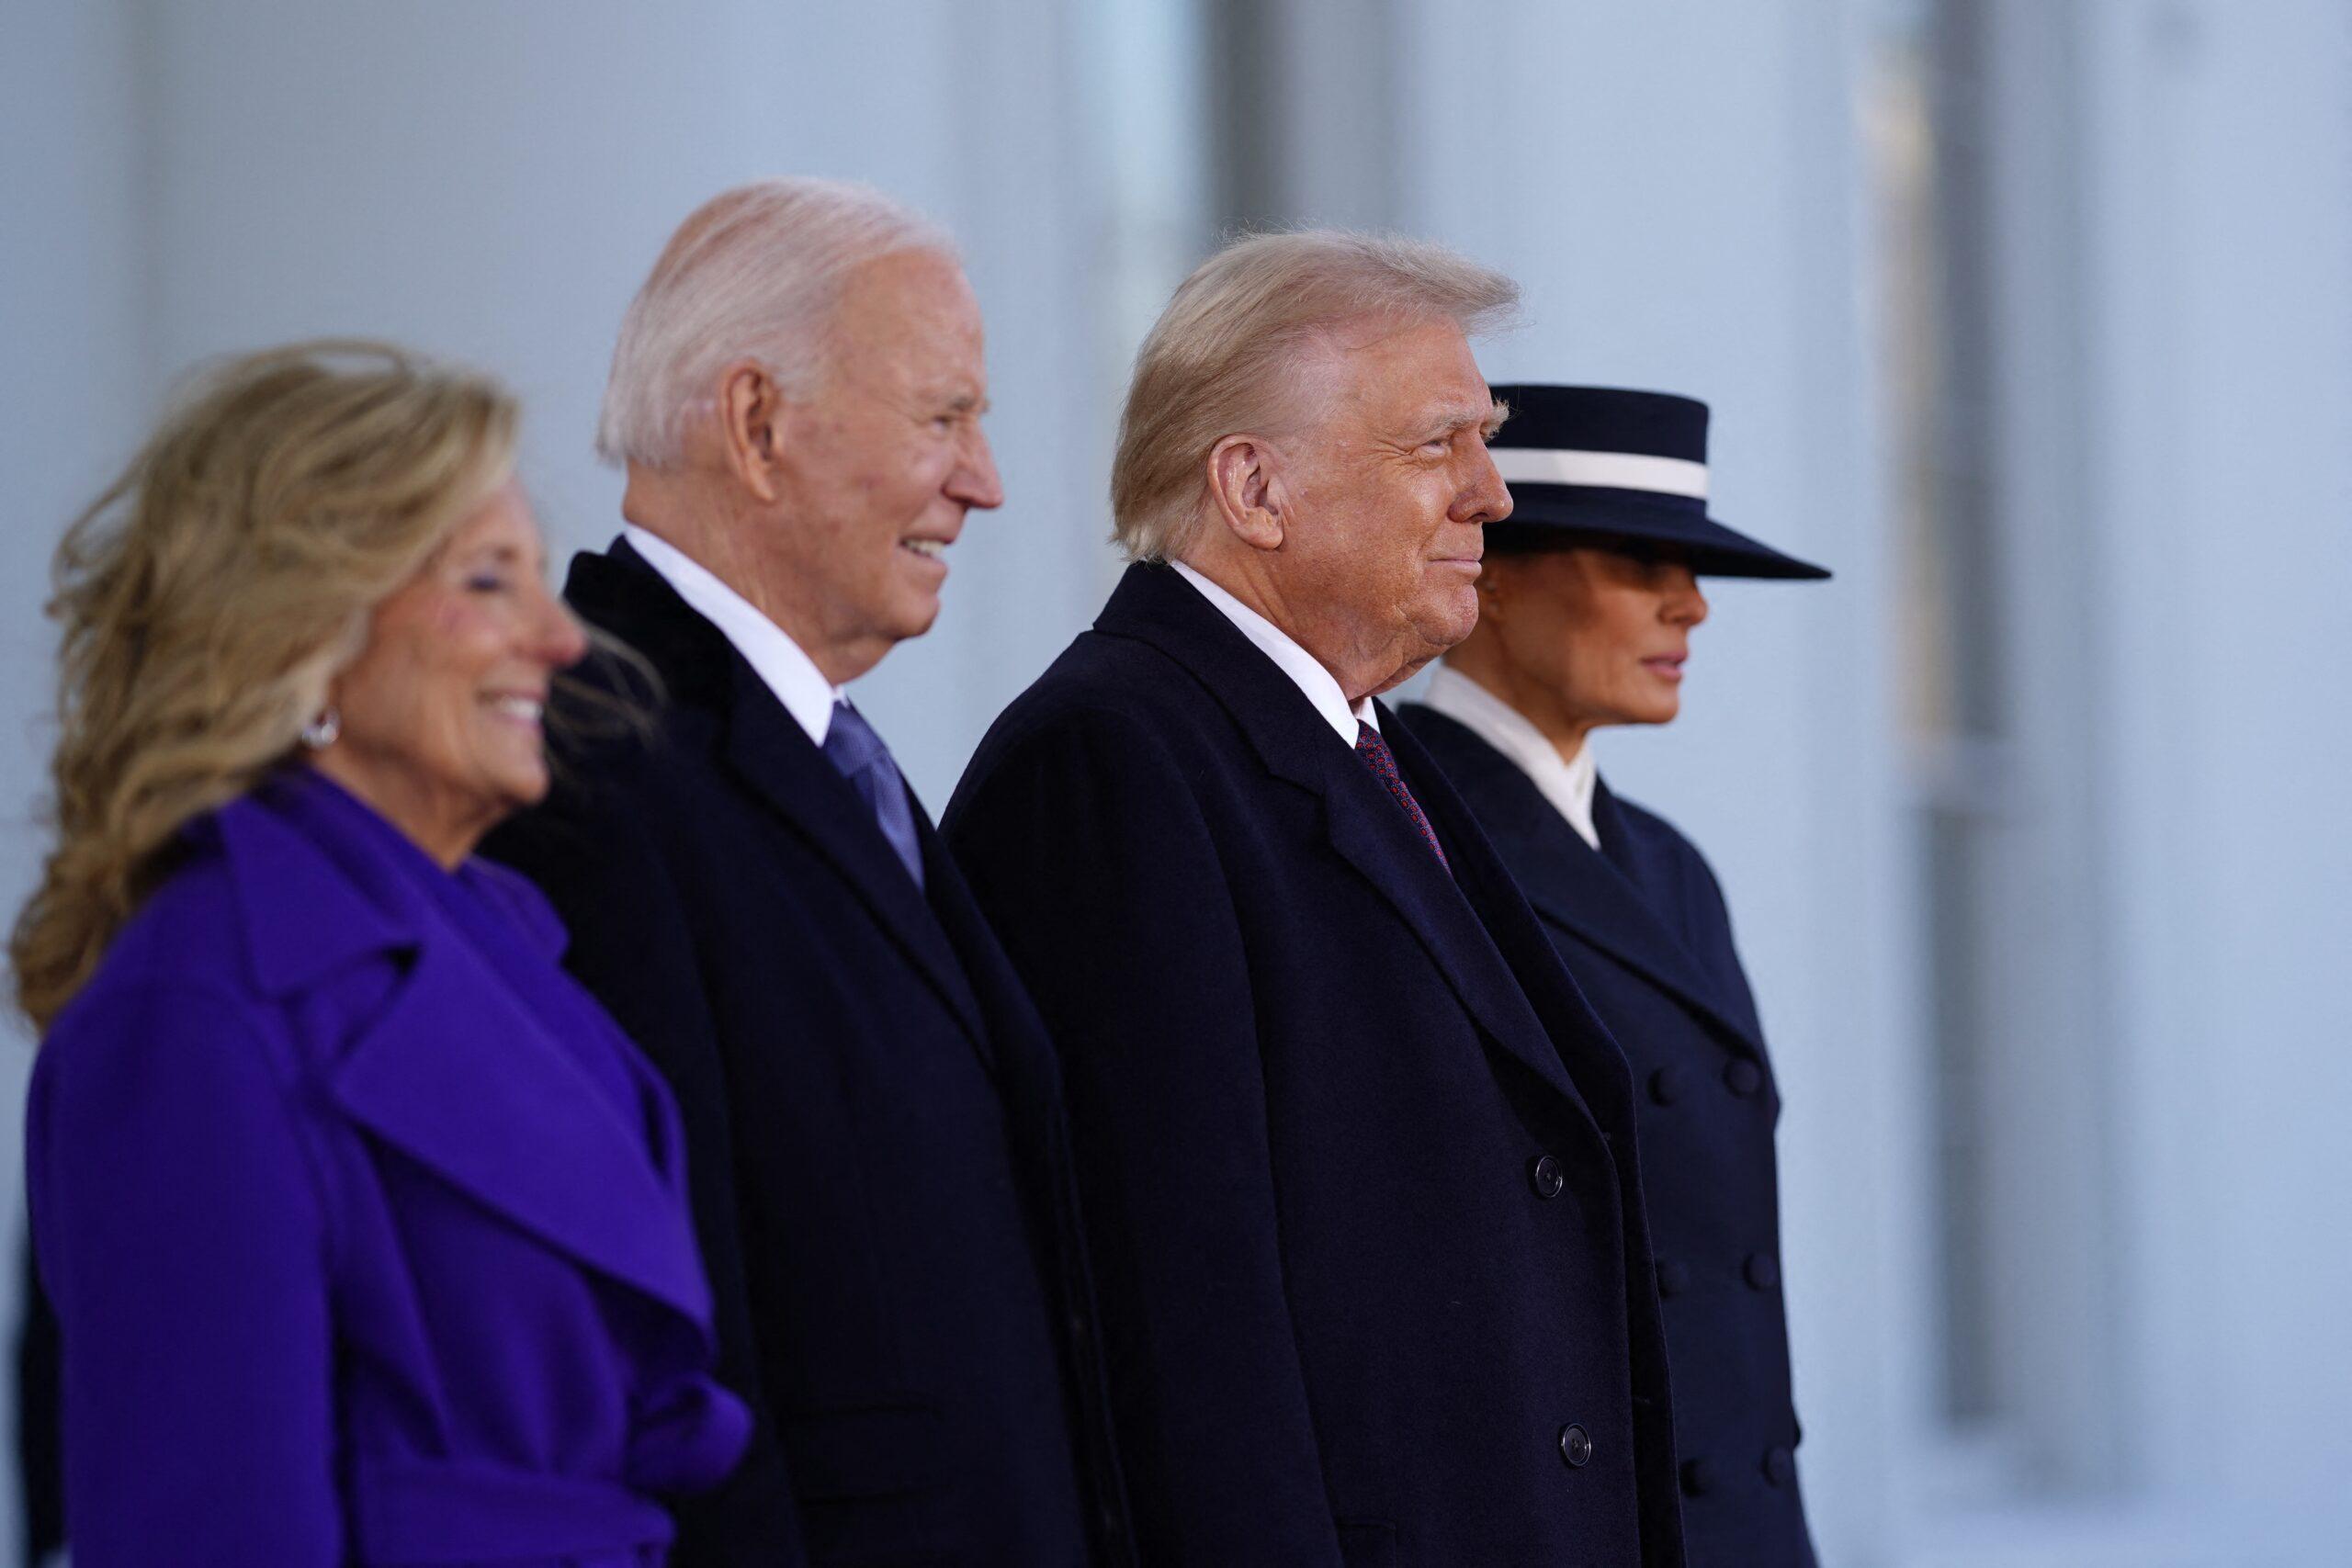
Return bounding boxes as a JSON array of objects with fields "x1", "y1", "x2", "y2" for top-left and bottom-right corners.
[{"x1": 1484, "y1": 491, "x2": 1831, "y2": 581}]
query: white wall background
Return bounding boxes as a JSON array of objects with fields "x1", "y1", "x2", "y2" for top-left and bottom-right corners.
[
  {"x1": 2, "y1": 1, "x2": 2346, "y2": 1563},
  {"x1": 3, "y1": 6, "x2": 146, "y2": 1559}
]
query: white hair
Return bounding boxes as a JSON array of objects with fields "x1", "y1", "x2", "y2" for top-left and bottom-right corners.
[
  {"x1": 596, "y1": 176, "x2": 956, "y2": 468},
  {"x1": 1110, "y1": 230, "x2": 1519, "y2": 562}
]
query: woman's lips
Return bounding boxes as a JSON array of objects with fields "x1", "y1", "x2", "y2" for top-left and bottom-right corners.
[{"x1": 1641, "y1": 656, "x2": 1687, "y2": 682}]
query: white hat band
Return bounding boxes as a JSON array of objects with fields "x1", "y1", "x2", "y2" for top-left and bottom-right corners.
[{"x1": 1490, "y1": 447, "x2": 1711, "y2": 501}]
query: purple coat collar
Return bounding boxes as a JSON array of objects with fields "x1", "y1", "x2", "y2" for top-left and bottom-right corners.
[{"x1": 214, "y1": 771, "x2": 717, "y2": 1340}]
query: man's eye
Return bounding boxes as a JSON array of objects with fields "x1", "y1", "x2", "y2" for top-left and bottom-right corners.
[{"x1": 465, "y1": 574, "x2": 512, "y2": 594}]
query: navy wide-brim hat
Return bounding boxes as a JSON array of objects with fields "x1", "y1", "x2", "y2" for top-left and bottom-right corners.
[{"x1": 1483, "y1": 384, "x2": 1830, "y2": 581}]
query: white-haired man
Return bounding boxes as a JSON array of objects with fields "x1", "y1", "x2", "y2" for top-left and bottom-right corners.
[
  {"x1": 488, "y1": 179, "x2": 1132, "y2": 1568},
  {"x1": 944, "y1": 234, "x2": 1688, "y2": 1565}
]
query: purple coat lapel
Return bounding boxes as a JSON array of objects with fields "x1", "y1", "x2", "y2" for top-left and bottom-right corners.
[{"x1": 217, "y1": 774, "x2": 715, "y2": 1337}]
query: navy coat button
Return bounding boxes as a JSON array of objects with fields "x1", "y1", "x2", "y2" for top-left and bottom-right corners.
[
  {"x1": 1558, "y1": 1423, "x2": 1594, "y2": 1468},
  {"x1": 1647, "y1": 1066, "x2": 1688, "y2": 1106},
  {"x1": 1656, "y1": 1258, "x2": 1690, "y2": 1298},
  {"x1": 1763, "y1": 1445, "x2": 1797, "y2": 1487},
  {"x1": 1745, "y1": 1252, "x2": 1781, "y2": 1291},
  {"x1": 1724, "y1": 1059, "x2": 1764, "y2": 1097},
  {"x1": 1529, "y1": 1155, "x2": 1566, "y2": 1199},
  {"x1": 1680, "y1": 1456, "x2": 1724, "y2": 1496}
]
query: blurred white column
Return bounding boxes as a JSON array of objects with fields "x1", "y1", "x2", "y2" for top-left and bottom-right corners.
[
  {"x1": 2082, "y1": 0, "x2": 2352, "y2": 1547},
  {"x1": 0, "y1": 2, "x2": 150, "y2": 1560}
]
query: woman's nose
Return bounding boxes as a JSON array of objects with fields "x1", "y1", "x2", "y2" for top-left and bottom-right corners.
[
  {"x1": 1660, "y1": 567, "x2": 1708, "y2": 626},
  {"x1": 537, "y1": 589, "x2": 590, "y2": 669}
]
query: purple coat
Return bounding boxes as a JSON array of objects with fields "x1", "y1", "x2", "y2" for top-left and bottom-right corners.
[{"x1": 26, "y1": 769, "x2": 749, "y2": 1565}]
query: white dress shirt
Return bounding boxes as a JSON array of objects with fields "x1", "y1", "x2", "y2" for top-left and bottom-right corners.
[
  {"x1": 625, "y1": 525, "x2": 842, "y2": 748},
  {"x1": 1419, "y1": 663, "x2": 1600, "y2": 850},
  {"x1": 1171, "y1": 561, "x2": 1378, "y2": 747}
]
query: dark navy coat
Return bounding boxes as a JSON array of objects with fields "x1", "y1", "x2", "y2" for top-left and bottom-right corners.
[
  {"x1": 943, "y1": 564, "x2": 1686, "y2": 1568},
  {"x1": 1399, "y1": 704, "x2": 1816, "y2": 1568},
  {"x1": 28, "y1": 769, "x2": 748, "y2": 1566},
  {"x1": 485, "y1": 542, "x2": 1130, "y2": 1568}
]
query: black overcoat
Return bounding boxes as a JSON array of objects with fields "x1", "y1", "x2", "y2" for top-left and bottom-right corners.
[
  {"x1": 943, "y1": 563, "x2": 1686, "y2": 1568},
  {"x1": 1398, "y1": 704, "x2": 1817, "y2": 1568},
  {"x1": 485, "y1": 541, "x2": 1131, "y2": 1568}
]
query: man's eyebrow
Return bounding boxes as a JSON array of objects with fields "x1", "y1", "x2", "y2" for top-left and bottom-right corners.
[
  {"x1": 1413, "y1": 401, "x2": 1506, "y2": 441},
  {"x1": 1482, "y1": 399, "x2": 1510, "y2": 439}
]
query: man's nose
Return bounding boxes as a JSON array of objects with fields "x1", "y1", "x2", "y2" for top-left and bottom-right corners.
[
  {"x1": 1457, "y1": 446, "x2": 1513, "y2": 526},
  {"x1": 951, "y1": 425, "x2": 1005, "y2": 511}
]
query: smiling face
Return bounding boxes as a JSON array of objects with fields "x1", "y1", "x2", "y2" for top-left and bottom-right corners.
[
  {"x1": 1467, "y1": 544, "x2": 1711, "y2": 740},
  {"x1": 758, "y1": 248, "x2": 1001, "y2": 682},
  {"x1": 1262, "y1": 316, "x2": 1511, "y2": 696},
  {"x1": 313, "y1": 483, "x2": 589, "y2": 865}
]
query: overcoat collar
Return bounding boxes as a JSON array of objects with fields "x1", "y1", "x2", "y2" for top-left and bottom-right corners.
[
  {"x1": 215, "y1": 771, "x2": 717, "y2": 1337},
  {"x1": 564, "y1": 542, "x2": 994, "y2": 1071},
  {"x1": 1093, "y1": 564, "x2": 1592, "y2": 1116},
  {"x1": 1403, "y1": 705, "x2": 1765, "y2": 1055}
]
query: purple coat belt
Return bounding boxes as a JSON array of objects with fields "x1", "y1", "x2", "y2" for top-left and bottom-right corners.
[{"x1": 27, "y1": 770, "x2": 749, "y2": 1565}]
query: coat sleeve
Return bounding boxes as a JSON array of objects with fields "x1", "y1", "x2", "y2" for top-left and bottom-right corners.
[
  {"x1": 944, "y1": 708, "x2": 1347, "y2": 1568},
  {"x1": 27, "y1": 982, "x2": 340, "y2": 1567},
  {"x1": 483, "y1": 797, "x2": 808, "y2": 1568}
]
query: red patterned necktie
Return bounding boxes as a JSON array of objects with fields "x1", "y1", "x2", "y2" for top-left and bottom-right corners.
[{"x1": 1356, "y1": 722, "x2": 1450, "y2": 874}]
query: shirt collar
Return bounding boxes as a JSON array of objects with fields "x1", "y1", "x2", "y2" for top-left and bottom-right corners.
[
  {"x1": 1420, "y1": 663, "x2": 1600, "y2": 849},
  {"x1": 625, "y1": 525, "x2": 842, "y2": 747},
  {"x1": 1170, "y1": 560, "x2": 1377, "y2": 747}
]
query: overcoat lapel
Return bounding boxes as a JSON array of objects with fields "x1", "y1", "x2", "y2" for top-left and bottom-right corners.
[
  {"x1": 718, "y1": 674, "x2": 997, "y2": 1073},
  {"x1": 568, "y1": 543, "x2": 995, "y2": 1073},
  {"x1": 917, "y1": 813, "x2": 1046, "y2": 1087},
  {"x1": 1093, "y1": 565, "x2": 1593, "y2": 1119},
  {"x1": 219, "y1": 778, "x2": 717, "y2": 1335},
  {"x1": 1408, "y1": 707, "x2": 1765, "y2": 1056},
  {"x1": 327, "y1": 936, "x2": 718, "y2": 1331}
]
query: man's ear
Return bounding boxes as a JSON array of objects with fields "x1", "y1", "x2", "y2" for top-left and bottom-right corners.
[
  {"x1": 717, "y1": 361, "x2": 789, "y2": 504},
  {"x1": 1204, "y1": 434, "x2": 1289, "y2": 552}
]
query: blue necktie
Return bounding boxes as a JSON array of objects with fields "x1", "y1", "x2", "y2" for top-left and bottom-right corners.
[{"x1": 820, "y1": 700, "x2": 925, "y2": 890}]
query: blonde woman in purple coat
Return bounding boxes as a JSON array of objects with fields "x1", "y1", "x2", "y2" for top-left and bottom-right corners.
[{"x1": 13, "y1": 343, "x2": 748, "y2": 1564}]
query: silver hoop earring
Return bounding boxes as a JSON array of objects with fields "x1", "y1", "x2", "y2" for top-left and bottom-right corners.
[{"x1": 300, "y1": 705, "x2": 341, "y2": 750}]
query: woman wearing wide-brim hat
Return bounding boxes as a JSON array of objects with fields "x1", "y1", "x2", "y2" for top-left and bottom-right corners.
[{"x1": 1398, "y1": 383, "x2": 1828, "y2": 1568}]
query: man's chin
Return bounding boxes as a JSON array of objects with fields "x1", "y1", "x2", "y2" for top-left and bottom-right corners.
[
  {"x1": 887, "y1": 592, "x2": 944, "y2": 645},
  {"x1": 1415, "y1": 593, "x2": 1482, "y2": 652}
]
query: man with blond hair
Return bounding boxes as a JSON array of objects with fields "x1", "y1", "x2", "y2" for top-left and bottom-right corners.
[
  {"x1": 488, "y1": 178, "x2": 1131, "y2": 1567},
  {"x1": 945, "y1": 233, "x2": 1687, "y2": 1564}
]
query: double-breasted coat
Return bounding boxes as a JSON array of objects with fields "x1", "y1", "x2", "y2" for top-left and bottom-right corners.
[
  {"x1": 484, "y1": 542, "x2": 1131, "y2": 1568},
  {"x1": 943, "y1": 563, "x2": 1686, "y2": 1568},
  {"x1": 1399, "y1": 704, "x2": 1817, "y2": 1567},
  {"x1": 26, "y1": 768, "x2": 749, "y2": 1566}
]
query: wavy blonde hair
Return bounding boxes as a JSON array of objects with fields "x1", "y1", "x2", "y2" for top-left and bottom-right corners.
[
  {"x1": 11, "y1": 340, "x2": 519, "y2": 1030},
  {"x1": 1111, "y1": 230, "x2": 1519, "y2": 562}
]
